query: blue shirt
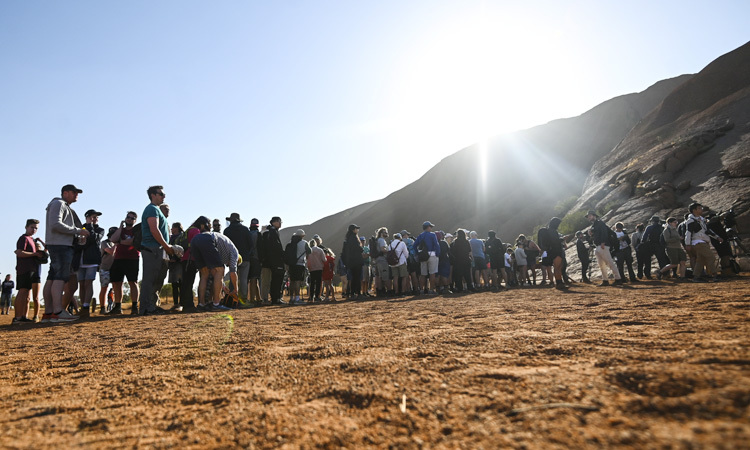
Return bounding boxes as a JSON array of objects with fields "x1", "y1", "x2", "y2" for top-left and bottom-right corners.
[
  {"x1": 141, "y1": 204, "x2": 169, "y2": 248},
  {"x1": 414, "y1": 231, "x2": 440, "y2": 256},
  {"x1": 469, "y1": 238, "x2": 485, "y2": 259}
]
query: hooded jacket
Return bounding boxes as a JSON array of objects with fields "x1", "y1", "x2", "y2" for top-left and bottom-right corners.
[{"x1": 45, "y1": 197, "x2": 83, "y2": 246}]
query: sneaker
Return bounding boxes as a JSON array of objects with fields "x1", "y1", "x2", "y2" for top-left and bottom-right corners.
[
  {"x1": 11, "y1": 317, "x2": 22, "y2": 325},
  {"x1": 209, "y1": 303, "x2": 232, "y2": 311},
  {"x1": 56, "y1": 310, "x2": 79, "y2": 321},
  {"x1": 130, "y1": 304, "x2": 139, "y2": 316},
  {"x1": 107, "y1": 304, "x2": 123, "y2": 315},
  {"x1": 599, "y1": 281, "x2": 610, "y2": 287},
  {"x1": 40, "y1": 314, "x2": 53, "y2": 323},
  {"x1": 613, "y1": 279, "x2": 624, "y2": 286},
  {"x1": 18, "y1": 317, "x2": 34, "y2": 324},
  {"x1": 692, "y1": 277, "x2": 707, "y2": 283},
  {"x1": 79, "y1": 306, "x2": 90, "y2": 319},
  {"x1": 170, "y1": 305, "x2": 183, "y2": 312}
]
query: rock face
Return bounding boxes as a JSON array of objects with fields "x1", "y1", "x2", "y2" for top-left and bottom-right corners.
[{"x1": 574, "y1": 41, "x2": 750, "y2": 244}]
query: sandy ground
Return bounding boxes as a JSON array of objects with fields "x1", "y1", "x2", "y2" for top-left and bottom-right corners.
[{"x1": 1, "y1": 276, "x2": 749, "y2": 449}]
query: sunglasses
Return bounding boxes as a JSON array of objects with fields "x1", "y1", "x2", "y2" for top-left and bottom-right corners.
[
  {"x1": 156, "y1": 192, "x2": 165, "y2": 197},
  {"x1": 126, "y1": 216, "x2": 136, "y2": 220}
]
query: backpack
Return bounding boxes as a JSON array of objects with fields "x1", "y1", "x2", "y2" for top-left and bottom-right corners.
[
  {"x1": 607, "y1": 227, "x2": 619, "y2": 249},
  {"x1": 537, "y1": 227, "x2": 551, "y2": 251},
  {"x1": 284, "y1": 242, "x2": 300, "y2": 266},
  {"x1": 659, "y1": 231, "x2": 667, "y2": 247},
  {"x1": 174, "y1": 226, "x2": 194, "y2": 250},
  {"x1": 417, "y1": 239, "x2": 429, "y2": 262},
  {"x1": 132, "y1": 223, "x2": 143, "y2": 251},
  {"x1": 386, "y1": 241, "x2": 401, "y2": 266},
  {"x1": 369, "y1": 236, "x2": 380, "y2": 259}
]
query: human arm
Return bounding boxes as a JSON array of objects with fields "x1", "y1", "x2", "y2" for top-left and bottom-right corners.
[
  {"x1": 146, "y1": 216, "x2": 172, "y2": 254},
  {"x1": 50, "y1": 201, "x2": 86, "y2": 236}
]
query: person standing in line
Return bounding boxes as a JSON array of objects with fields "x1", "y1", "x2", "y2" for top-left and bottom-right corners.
[
  {"x1": 138, "y1": 185, "x2": 174, "y2": 315},
  {"x1": 75, "y1": 210, "x2": 105, "y2": 319},
  {"x1": 179, "y1": 217, "x2": 204, "y2": 312},
  {"x1": 449, "y1": 229, "x2": 473, "y2": 292},
  {"x1": 343, "y1": 224, "x2": 364, "y2": 299},
  {"x1": 514, "y1": 239, "x2": 528, "y2": 287},
  {"x1": 389, "y1": 232, "x2": 409, "y2": 296},
  {"x1": 659, "y1": 217, "x2": 688, "y2": 280},
  {"x1": 97, "y1": 227, "x2": 117, "y2": 315},
  {"x1": 247, "y1": 218, "x2": 262, "y2": 305},
  {"x1": 469, "y1": 231, "x2": 488, "y2": 289},
  {"x1": 167, "y1": 222, "x2": 184, "y2": 311},
  {"x1": 575, "y1": 231, "x2": 591, "y2": 283},
  {"x1": 223, "y1": 213, "x2": 252, "y2": 302},
  {"x1": 614, "y1": 222, "x2": 638, "y2": 283},
  {"x1": 189, "y1": 217, "x2": 235, "y2": 311},
  {"x1": 13, "y1": 220, "x2": 45, "y2": 323},
  {"x1": 684, "y1": 203, "x2": 722, "y2": 283},
  {"x1": 631, "y1": 223, "x2": 646, "y2": 279},
  {"x1": 373, "y1": 227, "x2": 392, "y2": 297},
  {"x1": 414, "y1": 221, "x2": 441, "y2": 295},
  {"x1": 322, "y1": 248, "x2": 337, "y2": 301},
  {"x1": 307, "y1": 238, "x2": 327, "y2": 302},
  {"x1": 0, "y1": 275, "x2": 13, "y2": 316},
  {"x1": 260, "y1": 217, "x2": 285, "y2": 304},
  {"x1": 435, "y1": 231, "x2": 452, "y2": 295},
  {"x1": 109, "y1": 211, "x2": 140, "y2": 315},
  {"x1": 586, "y1": 210, "x2": 623, "y2": 286},
  {"x1": 287, "y1": 229, "x2": 311, "y2": 304},
  {"x1": 42, "y1": 184, "x2": 88, "y2": 323}
]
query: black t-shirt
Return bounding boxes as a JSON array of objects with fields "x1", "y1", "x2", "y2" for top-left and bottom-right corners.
[{"x1": 1, "y1": 280, "x2": 14, "y2": 294}]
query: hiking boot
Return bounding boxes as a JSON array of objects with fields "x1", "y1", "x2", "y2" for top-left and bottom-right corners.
[
  {"x1": 630, "y1": 277, "x2": 640, "y2": 283},
  {"x1": 99, "y1": 307, "x2": 106, "y2": 315},
  {"x1": 79, "y1": 306, "x2": 90, "y2": 319},
  {"x1": 130, "y1": 304, "x2": 139, "y2": 315},
  {"x1": 108, "y1": 304, "x2": 123, "y2": 315},
  {"x1": 599, "y1": 280, "x2": 610, "y2": 287},
  {"x1": 613, "y1": 279, "x2": 624, "y2": 286}
]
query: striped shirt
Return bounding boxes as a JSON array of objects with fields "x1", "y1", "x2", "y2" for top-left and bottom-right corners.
[{"x1": 213, "y1": 232, "x2": 239, "y2": 273}]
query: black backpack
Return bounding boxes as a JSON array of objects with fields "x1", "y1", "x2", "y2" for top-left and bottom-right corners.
[
  {"x1": 417, "y1": 239, "x2": 429, "y2": 262},
  {"x1": 607, "y1": 227, "x2": 619, "y2": 249},
  {"x1": 537, "y1": 227, "x2": 551, "y2": 251},
  {"x1": 369, "y1": 236, "x2": 380, "y2": 259},
  {"x1": 132, "y1": 223, "x2": 143, "y2": 251},
  {"x1": 284, "y1": 242, "x2": 299, "y2": 266}
]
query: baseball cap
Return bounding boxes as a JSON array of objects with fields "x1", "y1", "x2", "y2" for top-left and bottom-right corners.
[
  {"x1": 61, "y1": 184, "x2": 83, "y2": 194},
  {"x1": 84, "y1": 209, "x2": 102, "y2": 217}
]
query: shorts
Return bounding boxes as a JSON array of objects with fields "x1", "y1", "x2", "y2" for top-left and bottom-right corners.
[
  {"x1": 17, "y1": 270, "x2": 40, "y2": 290},
  {"x1": 391, "y1": 263, "x2": 408, "y2": 279},
  {"x1": 667, "y1": 246, "x2": 687, "y2": 264},
  {"x1": 190, "y1": 233, "x2": 222, "y2": 270},
  {"x1": 473, "y1": 257, "x2": 486, "y2": 270},
  {"x1": 407, "y1": 257, "x2": 420, "y2": 274},
  {"x1": 110, "y1": 259, "x2": 139, "y2": 283},
  {"x1": 375, "y1": 257, "x2": 390, "y2": 281},
  {"x1": 289, "y1": 265, "x2": 305, "y2": 282},
  {"x1": 0, "y1": 293, "x2": 10, "y2": 308},
  {"x1": 526, "y1": 250, "x2": 540, "y2": 264},
  {"x1": 248, "y1": 257, "x2": 261, "y2": 279},
  {"x1": 541, "y1": 256, "x2": 553, "y2": 267},
  {"x1": 420, "y1": 254, "x2": 439, "y2": 276},
  {"x1": 47, "y1": 245, "x2": 74, "y2": 281},
  {"x1": 99, "y1": 269, "x2": 111, "y2": 286},
  {"x1": 77, "y1": 266, "x2": 98, "y2": 281},
  {"x1": 489, "y1": 259, "x2": 502, "y2": 271},
  {"x1": 361, "y1": 265, "x2": 370, "y2": 281}
]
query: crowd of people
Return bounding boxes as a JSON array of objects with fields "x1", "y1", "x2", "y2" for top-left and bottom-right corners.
[{"x1": 3, "y1": 184, "x2": 740, "y2": 325}]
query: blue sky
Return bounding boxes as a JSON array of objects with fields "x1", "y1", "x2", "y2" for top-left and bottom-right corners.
[{"x1": 1, "y1": 0, "x2": 748, "y2": 289}]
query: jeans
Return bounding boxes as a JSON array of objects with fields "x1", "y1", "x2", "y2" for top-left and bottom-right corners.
[
  {"x1": 309, "y1": 270, "x2": 322, "y2": 299},
  {"x1": 47, "y1": 245, "x2": 74, "y2": 281},
  {"x1": 140, "y1": 247, "x2": 168, "y2": 314}
]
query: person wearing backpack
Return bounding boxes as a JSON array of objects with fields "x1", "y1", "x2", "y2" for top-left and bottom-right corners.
[
  {"x1": 372, "y1": 227, "x2": 392, "y2": 297},
  {"x1": 659, "y1": 217, "x2": 687, "y2": 280},
  {"x1": 586, "y1": 210, "x2": 623, "y2": 286},
  {"x1": 631, "y1": 223, "x2": 646, "y2": 279},
  {"x1": 388, "y1": 232, "x2": 409, "y2": 296},
  {"x1": 614, "y1": 222, "x2": 638, "y2": 283},
  {"x1": 639, "y1": 215, "x2": 669, "y2": 278},
  {"x1": 414, "y1": 221, "x2": 441, "y2": 295}
]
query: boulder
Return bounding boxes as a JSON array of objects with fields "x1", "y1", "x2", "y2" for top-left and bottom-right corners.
[{"x1": 664, "y1": 157, "x2": 684, "y2": 173}]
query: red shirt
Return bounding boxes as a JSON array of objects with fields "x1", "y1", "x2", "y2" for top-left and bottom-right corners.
[
  {"x1": 323, "y1": 255, "x2": 335, "y2": 281},
  {"x1": 114, "y1": 226, "x2": 140, "y2": 260}
]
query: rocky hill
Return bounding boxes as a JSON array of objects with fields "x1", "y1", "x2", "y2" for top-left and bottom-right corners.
[{"x1": 282, "y1": 75, "x2": 692, "y2": 246}]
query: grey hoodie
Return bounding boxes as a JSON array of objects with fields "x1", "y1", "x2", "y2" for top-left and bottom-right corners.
[{"x1": 45, "y1": 197, "x2": 83, "y2": 246}]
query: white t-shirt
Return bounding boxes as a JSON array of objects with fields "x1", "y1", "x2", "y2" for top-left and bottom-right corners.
[{"x1": 390, "y1": 240, "x2": 408, "y2": 266}]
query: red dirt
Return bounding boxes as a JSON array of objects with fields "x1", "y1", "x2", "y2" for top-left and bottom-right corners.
[{"x1": 1, "y1": 277, "x2": 749, "y2": 449}]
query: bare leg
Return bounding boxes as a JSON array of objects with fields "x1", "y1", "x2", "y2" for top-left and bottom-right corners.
[
  {"x1": 31, "y1": 283, "x2": 40, "y2": 319},
  {"x1": 15, "y1": 289, "x2": 30, "y2": 319}
]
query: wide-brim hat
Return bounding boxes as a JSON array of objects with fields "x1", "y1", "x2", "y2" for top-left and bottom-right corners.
[{"x1": 226, "y1": 212, "x2": 243, "y2": 222}]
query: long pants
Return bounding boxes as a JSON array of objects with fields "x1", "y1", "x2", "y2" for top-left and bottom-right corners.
[
  {"x1": 269, "y1": 268, "x2": 285, "y2": 302},
  {"x1": 260, "y1": 268, "x2": 272, "y2": 301},
  {"x1": 180, "y1": 260, "x2": 197, "y2": 308},
  {"x1": 579, "y1": 255, "x2": 590, "y2": 280},
  {"x1": 140, "y1": 248, "x2": 168, "y2": 314},
  {"x1": 309, "y1": 270, "x2": 322, "y2": 299},
  {"x1": 233, "y1": 260, "x2": 250, "y2": 300},
  {"x1": 639, "y1": 243, "x2": 669, "y2": 276},
  {"x1": 616, "y1": 247, "x2": 636, "y2": 281},
  {"x1": 693, "y1": 242, "x2": 716, "y2": 278},
  {"x1": 594, "y1": 245, "x2": 621, "y2": 281},
  {"x1": 348, "y1": 265, "x2": 362, "y2": 296},
  {"x1": 452, "y1": 263, "x2": 473, "y2": 292}
]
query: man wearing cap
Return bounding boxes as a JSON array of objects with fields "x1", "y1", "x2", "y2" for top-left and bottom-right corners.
[
  {"x1": 684, "y1": 203, "x2": 722, "y2": 282},
  {"x1": 74, "y1": 209, "x2": 105, "y2": 319},
  {"x1": 586, "y1": 210, "x2": 623, "y2": 286},
  {"x1": 42, "y1": 184, "x2": 88, "y2": 323},
  {"x1": 109, "y1": 211, "x2": 140, "y2": 315},
  {"x1": 260, "y1": 216, "x2": 285, "y2": 304},
  {"x1": 224, "y1": 213, "x2": 252, "y2": 302},
  {"x1": 413, "y1": 221, "x2": 441, "y2": 295},
  {"x1": 138, "y1": 185, "x2": 174, "y2": 316}
]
